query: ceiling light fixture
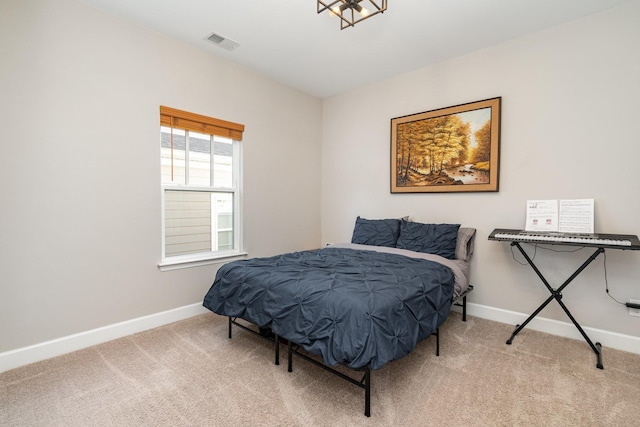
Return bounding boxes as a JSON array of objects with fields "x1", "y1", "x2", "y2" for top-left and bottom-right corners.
[{"x1": 317, "y1": 0, "x2": 387, "y2": 30}]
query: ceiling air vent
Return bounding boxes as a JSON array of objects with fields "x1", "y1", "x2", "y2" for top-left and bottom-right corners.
[{"x1": 205, "y1": 32, "x2": 240, "y2": 51}]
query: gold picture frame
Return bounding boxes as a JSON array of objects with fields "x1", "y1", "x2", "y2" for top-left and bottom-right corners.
[{"x1": 391, "y1": 97, "x2": 501, "y2": 193}]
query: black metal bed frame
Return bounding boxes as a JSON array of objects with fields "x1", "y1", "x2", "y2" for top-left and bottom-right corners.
[{"x1": 227, "y1": 284, "x2": 473, "y2": 417}]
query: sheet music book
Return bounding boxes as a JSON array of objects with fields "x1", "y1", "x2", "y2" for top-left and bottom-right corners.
[{"x1": 525, "y1": 199, "x2": 594, "y2": 233}]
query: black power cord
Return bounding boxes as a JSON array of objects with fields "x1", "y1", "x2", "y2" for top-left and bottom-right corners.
[{"x1": 600, "y1": 251, "x2": 640, "y2": 308}]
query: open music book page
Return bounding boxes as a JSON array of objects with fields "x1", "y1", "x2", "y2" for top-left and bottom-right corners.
[
  {"x1": 525, "y1": 200, "x2": 558, "y2": 232},
  {"x1": 559, "y1": 199, "x2": 594, "y2": 233}
]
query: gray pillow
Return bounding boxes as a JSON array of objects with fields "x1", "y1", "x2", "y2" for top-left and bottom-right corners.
[
  {"x1": 455, "y1": 227, "x2": 477, "y2": 262},
  {"x1": 396, "y1": 220, "x2": 460, "y2": 259},
  {"x1": 351, "y1": 216, "x2": 401, "y2": 248}
]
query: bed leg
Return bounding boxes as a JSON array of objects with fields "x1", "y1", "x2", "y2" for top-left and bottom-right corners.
[
  {"x1": 435, "y1": 327, "x2": 440, "y2": 356},
  {"x1": 228, "y1": 317, "x2": 232, "y2": 339},
  {"x1": 462, "y1": 294, "x2": 467, "y2": 322},
  {"x1": 287, "y1": 340, "x2": 293, "y2": 373},
  {"x1": 364, "y1": 368, "x2": 371, "y2": 417},
  {"x1": 274, "y1": 334, "x2": 280, "y2": 365}
]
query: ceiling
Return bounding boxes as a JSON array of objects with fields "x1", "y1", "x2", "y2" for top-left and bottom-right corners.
[{"x1": 78, "y1": 0, "x2": 628, "y2": 98}]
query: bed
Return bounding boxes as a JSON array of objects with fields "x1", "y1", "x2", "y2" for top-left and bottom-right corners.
[{"x1": 203, "y1": 217, "x2": 476, "y2": 416}]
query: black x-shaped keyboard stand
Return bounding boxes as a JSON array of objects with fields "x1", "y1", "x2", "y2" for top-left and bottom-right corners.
[{"x1": 506, "y1": 242, "x2": 605, "y2": 369}]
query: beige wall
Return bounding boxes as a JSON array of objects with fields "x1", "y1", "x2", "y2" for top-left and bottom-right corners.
[
  {"x1": 0, "y1": 0, "x2": 322, "y2": 352},
  {"x1": 321, "y1": 1, "x2": 640, "y2": 338}
]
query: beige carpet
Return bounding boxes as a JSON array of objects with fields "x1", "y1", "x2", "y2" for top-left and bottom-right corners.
[{"x1": 2, "y1": 312, "x2": 639, "y2": 426}]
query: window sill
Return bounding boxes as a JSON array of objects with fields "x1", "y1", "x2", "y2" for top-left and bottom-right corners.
[{"x1": 158, "y1": 251, "x2": 248, "y2": 271}]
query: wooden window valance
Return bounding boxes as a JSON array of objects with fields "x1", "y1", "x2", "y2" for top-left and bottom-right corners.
[{"x1": 160, "y1": 106, "x2": 244, "y2": 141}]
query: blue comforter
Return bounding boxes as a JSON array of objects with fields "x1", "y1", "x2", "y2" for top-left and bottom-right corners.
[{"x1": 203, "y1": 247, "x2": 455, "y2": 370}]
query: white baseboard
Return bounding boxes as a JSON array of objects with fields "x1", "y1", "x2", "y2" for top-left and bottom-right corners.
[
  {"x1": 457, "y1": 302, "x2": 640, "y2": 355},
  {"x1": 3, "y1": 302, "x2": 639, "y2": 374},
  {"x1": 0, "y1": 303, "x2": 209, "y2": 373}
]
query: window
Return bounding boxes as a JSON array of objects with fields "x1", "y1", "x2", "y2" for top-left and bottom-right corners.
[{"x1": 158, "y1": 106, "x2": 245, "y2": 270}]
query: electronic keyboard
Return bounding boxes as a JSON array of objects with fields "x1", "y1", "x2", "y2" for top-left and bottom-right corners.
[{"x1": 488, "y1": 228, "x2": 640, "y2": 250}]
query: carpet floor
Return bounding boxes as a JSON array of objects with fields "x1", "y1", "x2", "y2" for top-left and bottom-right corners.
[{"x1": 2, "y1": 311, "x2": 639, "y2": 426}]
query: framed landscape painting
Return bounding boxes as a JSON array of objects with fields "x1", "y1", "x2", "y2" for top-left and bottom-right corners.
[{"x1": 391, "y1": 97, "x2": 501, "y2": 193}]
